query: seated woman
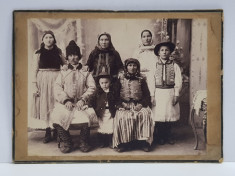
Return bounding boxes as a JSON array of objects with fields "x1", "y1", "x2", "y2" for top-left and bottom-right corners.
[{"x1": 112, "y1": 58, "x2": 154, "y2": 152}]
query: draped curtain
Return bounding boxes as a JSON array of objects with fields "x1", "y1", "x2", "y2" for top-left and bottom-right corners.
[{"x1": 27, "y1": 18, "x2": 197, "y2": 125}]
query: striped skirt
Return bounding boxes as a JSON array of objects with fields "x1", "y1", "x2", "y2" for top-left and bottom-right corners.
[{"x1": 112, "y1": 104, "x2": 154, "y2": 148}]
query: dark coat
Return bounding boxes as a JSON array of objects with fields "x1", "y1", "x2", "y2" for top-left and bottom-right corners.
[
  {"x1": 88, "y1": 86, "x2": 118, "y2": 119},
  {"x1": 86, "y1": 47, "x2": 123, "y2": 79}
]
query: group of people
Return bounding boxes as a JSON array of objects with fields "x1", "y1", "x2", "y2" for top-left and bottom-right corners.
[{"x1": 31, "y1": 29, "x2": 182, "y2": 154}]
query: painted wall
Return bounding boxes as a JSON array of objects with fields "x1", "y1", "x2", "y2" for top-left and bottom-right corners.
[
  {"x1": 81, "y1": 18, "x2": 160, "y2": 63},
  {"x1": 27, "y1": 18, "x2": 201, "y2": 126},
  {"x1": 190, "y1": 19, "x2": 207, "y2": 107}
]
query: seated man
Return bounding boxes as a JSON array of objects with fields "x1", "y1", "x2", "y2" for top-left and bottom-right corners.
[{"x1": 50, "y1": 40, "x2": 96, "y2": 153}]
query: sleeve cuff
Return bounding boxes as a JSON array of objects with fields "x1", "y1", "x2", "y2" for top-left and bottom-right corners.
[
  {"x1": 80, "y1": 97, "x2": 87, "y2": 104},
  {"x1": 63, "y1": 99, "x2": 73, "y2": 104}
]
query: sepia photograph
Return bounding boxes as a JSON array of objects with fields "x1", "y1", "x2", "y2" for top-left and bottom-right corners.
[{"x1": 13, "y1": 11, "x2": 222, "y2": 162}]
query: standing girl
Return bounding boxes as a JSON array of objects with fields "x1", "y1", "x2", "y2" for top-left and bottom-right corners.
[
  {"x1": 31, "y1": 30, "x2": 65, "y2": 143},
  {"x1": 148, "y1": 41, "x2": 182, "y2": 145}
]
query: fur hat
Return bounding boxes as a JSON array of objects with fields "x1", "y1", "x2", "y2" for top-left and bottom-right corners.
[
  {"x1": 154, "y1": 41, "x2": 175, "y2": 56},
  {"x1": 97, "y1": 72, "x2": 112, "y2": 81},
  {"x1": 66, "y1": 40, "x2": 82, "y2": 59},
  {"x1": 42, "y1": 30, "x2": 56, "y2": 44}
]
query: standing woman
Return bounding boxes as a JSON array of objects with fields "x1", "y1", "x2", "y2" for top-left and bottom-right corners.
[
  {"x1": 113, "y1": 58, "x2": 154, "y2": 152},
  {"x1": 86, "y1": 32, "x2": 123, "y2": 83},
  {"x1": 31, "y1": 30, "x2": 65, "y2": 143},
  {"x1": 148, "y1": 41, "x2": 182, "y2": 145},
  {"x1": 132, "y1": 30, "x2": 158, "y2": 82}
]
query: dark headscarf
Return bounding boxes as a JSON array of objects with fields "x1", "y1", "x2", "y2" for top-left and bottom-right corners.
[
  {"x1": 95, "y1": 32, "x2": 115, "y2": 52},
  {"x1": 41, "y1": 30, "x2": 57, "y2": 44},
  {"x1": 86, "y1": 32, "x2": 123, "y2": 78},
  {"x1": 35, "y1": 30, "x2": 60, "y2": 55},
  {"x1": 124, "y1": 58, "x2": 141, "y2": 80}
]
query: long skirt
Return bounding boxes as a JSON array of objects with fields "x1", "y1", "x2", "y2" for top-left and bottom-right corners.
[
  {"x1": 112, "y1": 104, "x2": 154, "y2": 148},
  {"x1": 29, "y1": 70, "x2": 59, "y2": 129},
  {"x1": 97, "y1": 109, "x2": 114, "y2": 134},
  {"x1": 152, "y1": 88, "x2": 180, "y2": 122}
]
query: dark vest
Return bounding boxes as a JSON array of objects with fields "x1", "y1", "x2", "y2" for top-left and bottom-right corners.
[
  {"x1": 155, "y1": 59, "x2": 175, "y2": 88},
  {"x1": 119, "y1": 74, "x2": 143, "y2": 102}
]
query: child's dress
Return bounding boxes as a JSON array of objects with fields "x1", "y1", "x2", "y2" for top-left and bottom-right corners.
[{"x1": 90, "y1": 87, "x2": 117, "y2": 134}]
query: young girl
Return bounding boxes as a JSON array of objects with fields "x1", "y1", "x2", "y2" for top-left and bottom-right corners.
[
  {"x1": 148, "y1": 41, "x2": 182, "y2": 145},
  {"x1": 31, "y1": 30, "x2": 65, "y2": 143},
  {"x1": 89, "y1": 72, "x2": 117, "y2": 148}
]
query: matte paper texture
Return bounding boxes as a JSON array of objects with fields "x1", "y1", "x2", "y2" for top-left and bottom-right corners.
[{"x1": 13, "y1": 10, "x2": 223, "y2": 162}]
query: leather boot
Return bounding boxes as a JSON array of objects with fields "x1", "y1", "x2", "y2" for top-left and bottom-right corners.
[
  {"x1": 166, "y1": 122, "x2": 175, "y2": 145},
  {"x1": 107, "y1": 134, "x2": 113, "y2": 148},
  {"x1": 99, "y1": 133, "x2": 105, "y2": 148},
  {"x1": 142, "y1": 141, "x2": 151, "y2": 152},
  {"x1": 43, "y1": 127, "x2": 52, "y2": 143},
  {"x1": 52, "y1": 128, "x2": 58, "y2": 142},
  {"x1": 157, "y1": 123, "x2": 165, "y2": 145},
  {"x1": 53, "y1": 123, "x2": 73, "y2": 153},
  {"x1": 79, "y1": 124, "x2": 91, "y2": 152},
  {"x1": 117, "y1": 143, "x2": 126, "y2": 153}
]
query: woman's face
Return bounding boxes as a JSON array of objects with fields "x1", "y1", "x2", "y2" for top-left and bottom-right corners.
[
  {"x1": 43, "y1": 34, "x2": 55, "y2": 47},
  {"x1": 158, "y1": 46, "x2": 171, "y2": 60},
  {"x1": 141, "y1": 31, "x2": 152, "y2": 46},
  {"x1": 127, "y1": 63, "x2": 138, "y2": 74},
  {"x1": 68, "y1": 54, "x2": 80, "y2": 65},
  {"x1": 99, "y1": 35, "x2": 110, "y2": 49}
]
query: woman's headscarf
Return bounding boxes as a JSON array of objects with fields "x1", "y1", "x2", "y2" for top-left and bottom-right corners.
[
  {"x1": 96, "y1": 32, "x2": 115, "y2": 51},
  {"x1": 35, "y1": 30, "x2": 60, "y2": 54},
  {"x1": 135, "y1": 30, "x2": 155, "y2": 55},
  {"x1": 124, "y1": 58, "x2": 141, "y2": 79},
  {"x1": 41, "y1": 30, "x2": 57, "y2": 44}
]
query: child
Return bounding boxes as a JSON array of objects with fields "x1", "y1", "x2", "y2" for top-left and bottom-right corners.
[
  {"x1": 89, "y1": 72, "x2": 117, "y2": 148},
  {"x1": 50, "y1": 40, "x2": 96, "y2": 153},
  {"x1": 148, "y1": 40, "x2": 182, "y2": 145}
]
